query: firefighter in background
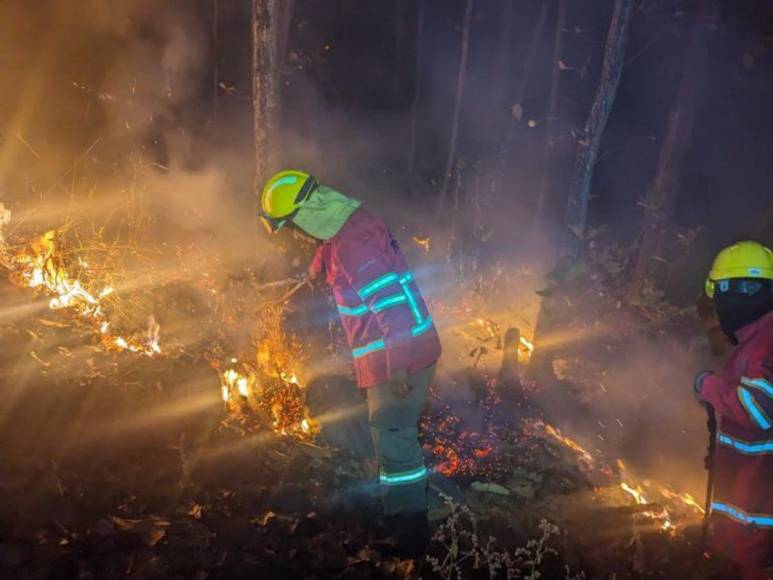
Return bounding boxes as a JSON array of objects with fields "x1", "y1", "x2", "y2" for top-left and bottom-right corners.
[
  {"x1": 694, "y1": 240, "x2": 773, "y2": 579},
  {"x1": 259, "y1": 170, "x2": 442, "y2": 557}
]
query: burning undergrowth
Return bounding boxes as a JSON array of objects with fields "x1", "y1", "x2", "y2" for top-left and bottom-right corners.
[{"x1": 0, "y1": 203, "x2": 719, "y2": 578}]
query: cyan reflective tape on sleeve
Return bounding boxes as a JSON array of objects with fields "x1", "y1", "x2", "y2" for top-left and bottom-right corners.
[
  {"x1": 737, "y1": 387, "x2": 773, "y2": 430},
  {"x1": 357, "y1": 272, "x2": 400, "y2": 299},
  {"x1": 372, "y1": 293, "x2": 407, "y2": 312},
  {"x1": 741, "y1": 377, "x2": 773, "y2": 399},
  {"x1": 352, "y1": 339, "x2": 386, "y2": 359},
  {"x1": 379, "y1": 465, "x2": 428, "y2": 486},
  {"x1": 717, "y1": 432, "x2": 773, "y2": 455},
  {"x1": 710, "y1": 502, "x2": 773, "y2": 528},
  {"x1": 411, "y1": 317, "x2": 433, "y2": 337},
  {"x1": 351, "y1": 318, "x2": 434, "y2": 359},
  {"x1": 337, "y1": 303, "x2": 369, "y2": 316},
  {"x1": 400, "y1": 280, "x2": 423, "y2": 324}
]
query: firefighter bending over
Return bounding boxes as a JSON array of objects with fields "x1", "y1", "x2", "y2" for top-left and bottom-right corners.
[
  {"x1": 694, "y1": 240, "x2": 772, "y2": 579},
  {"x1": 259, "y1": 170, "x2": 442, "y2": 557}
]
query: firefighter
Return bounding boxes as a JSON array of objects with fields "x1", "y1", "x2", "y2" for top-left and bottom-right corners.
[
  {"x1": 694, "y1": 240, "x2": 773, "y2": 580},
  {"x1": 259, "y1": 170, "x2": 442, "y2": 557}
]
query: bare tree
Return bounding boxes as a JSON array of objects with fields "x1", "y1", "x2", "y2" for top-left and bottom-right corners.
[
  {"x1": 563, "y1": 0, "x2": 635, "y2": 257},
  {"x1": 491, "y1": 0, "x2": 549, "y2": 200},
  {"x1": 252, "y1": 0, "x2": 282, "y2": 196},
  {"x1": 536, "y1": 0, "x2": 568, "y2": 221},
  {"x1": 440, "y1": 0, "x2": 474, "y2": 201},
  {"x1": 409, "y1": 0, "x2": 425, "y2": 178},
  {"x1": 211, "y1": 0, "x2": 219, "y2": 121},
  {"x1": 628, "y1": 1, "x2": 718, "y2": 293},
  {"x1": 277, "y1": 0, "x2": 296, "y2": 68}
]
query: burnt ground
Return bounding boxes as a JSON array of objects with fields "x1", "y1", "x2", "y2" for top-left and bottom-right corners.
[{"x1": 0, "y1": 275, "x2": 739, "y2": 580}]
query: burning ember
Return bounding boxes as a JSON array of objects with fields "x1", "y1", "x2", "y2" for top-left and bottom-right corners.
[
  {"x1": 616, "y1": 460, "x2": 703, "y2": 533},
  {"x1": 536, "y1": 421, "x2": 596, "y2": 469},
  {"x1": 532, "y1": 420, "x2": 703, "y2": 534},
  {"x1": 0, "y1": 224, "x2": 161, "y2": 357},
  {"x1": 412, "y1": 235, "x2": 431, "y2": 252},
  {"x1": 472, "y1": 316, "x2": 535, "y2": 362},
  {"x1": 218, "y1": 305, "x2": 314, "y2": 440}
]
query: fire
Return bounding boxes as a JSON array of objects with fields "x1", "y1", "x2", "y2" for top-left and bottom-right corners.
[
  {"x1": 617, "y1": 460, "x2": 673, "y2": 531},
  {"x1": 537, "y1": 421, "x2": 596, "y2": 468},
  {"x1": 472, "y1": 317, "x2": 535, "y2": 361},
  {"x1": 615, "y1": 460, "x2": 704, "y2": 532},
  {"x1": 1, "y1": 227, "x2": 160, "y2": 357},
  {"x1": 412, "y1": 236, "x2": 431, "y2": 252},
  {"x1": 218, "y1": 304, "x2": 314, "y2": 440}
]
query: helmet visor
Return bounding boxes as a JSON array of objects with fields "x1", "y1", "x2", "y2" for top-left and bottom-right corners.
[{"x1": 708, "y1": 278, "x2": 768, "y2": 298}]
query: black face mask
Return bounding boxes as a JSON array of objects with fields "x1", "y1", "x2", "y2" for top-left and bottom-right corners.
[{"x1": 714, "y1": 280, "x2": 773, "y2": 343}]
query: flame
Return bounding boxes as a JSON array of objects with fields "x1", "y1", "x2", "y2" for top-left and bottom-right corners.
[
  {"x1": 219, "y1": 304, "x2": 313, "y2": 440},
  {"x1": 2, "y1": 229, "x2": 160, "y2": 357},
  {"x1": 412, "y1": 236, "x2": 431, "y2": 252},
  {"x1": 539, "y1": 422, "x2": 596, "y2": 467}
]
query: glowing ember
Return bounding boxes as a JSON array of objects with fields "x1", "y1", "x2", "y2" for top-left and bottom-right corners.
[
  {"x1": 218, "y1": 304, "x2": 314, "y2": 440},
  {"x1": 537, "y1": 421, "x2": 596, "y2": 467},
  {"x1": 412, "y1": 235, "x2": 431, "y2": 252}
]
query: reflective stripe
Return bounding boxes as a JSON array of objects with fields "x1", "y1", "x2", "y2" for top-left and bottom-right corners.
[
  {"x1": 372, "y1": 293, "x2": 407, "y2": 313},
  {"x1": 379, "y1": 465, "x2": 428, "y2": 486},
  {"x1": 741, "y1": 377, "x2": 773, "y2": 399},
  {"x1": 737, "y1": 386, "x2": 772, "y2": 430},
  {"x1": 411, "y1": 316, "x2": 433, "y2": 337},
  {"x1": 710, "y1": 502, "x2": 773, "y2": 528},
  {"x1": 400, "y1": 280, "x2": 423, "y2": 324},
  {"x1": 352, "y1": 339, "x2": 386, "y2": 359},
  {"x1": 352, "y1": 317, "x2": 434, "y2": 359},
  {"x1": 357, "y1": 272, "x2": 400, "y2": 299},
  {"x1": 717, "y1": 432, "x2": 773, "y2": 455},
  {"x1": 337, "y1": 303, "x2": 369, "y2": 316}
]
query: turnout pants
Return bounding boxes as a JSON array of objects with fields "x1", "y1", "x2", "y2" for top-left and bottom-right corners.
[{"x1": 366, "y1": 365, "x2": 435, "y2": 516}]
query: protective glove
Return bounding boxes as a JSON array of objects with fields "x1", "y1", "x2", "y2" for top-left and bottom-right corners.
[
  {"x1": 389, "y1": 369, "x2": 412, "y2": 399},
  {"x1": 693, "y1": 371, "x2": 713, "y2": 405}
]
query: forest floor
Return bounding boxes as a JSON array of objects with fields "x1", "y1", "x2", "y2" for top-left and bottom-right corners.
[{"x1": 0, "y1": 228, "x2": 738, "y2": 579}]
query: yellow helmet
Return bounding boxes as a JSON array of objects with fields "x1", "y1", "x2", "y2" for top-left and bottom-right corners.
[
  {"x1": 705, "y1": 240, "x2": 773, "y2": 297},
  {"x1": 259, "y1": 170, "x2": 318, "y2": 233}
]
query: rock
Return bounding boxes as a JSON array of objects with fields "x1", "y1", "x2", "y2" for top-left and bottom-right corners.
[
  {"x1": 507, "y1": 467, "x2": 543, "y2": 499},
  {"x1": 471, "y1": 481, "x2": 511, "y2": 496}
]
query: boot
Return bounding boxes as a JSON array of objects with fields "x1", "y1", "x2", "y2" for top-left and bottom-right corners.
[{"x1": 393, "y1": 511, "x2": 431, "y2": 559}]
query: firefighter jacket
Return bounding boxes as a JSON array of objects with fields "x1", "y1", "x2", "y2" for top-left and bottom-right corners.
[
  {"x1": 309, "y1": 207, "x2": 441, "y2": 388},
  {"x1": 699, "y1": 311, "x2": 773, "y2": 540}
]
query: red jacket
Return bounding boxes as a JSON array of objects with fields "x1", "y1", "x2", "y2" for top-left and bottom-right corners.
[
  {"x1": 310, "y1": 208, "x2": 441, "y2": 388},
  {"x1": 700, "y1": 311, "x2": 773, "y2": 565}
]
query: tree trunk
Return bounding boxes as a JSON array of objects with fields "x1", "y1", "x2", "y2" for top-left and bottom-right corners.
[
  {"x1": 628, "y1": 2, "x2": 717, "y2": 293},
  {"x1": 277, "y1": 0, "x2": 295, "y2": 68},
  {"x1": 408, "y1": 0, "x2": 425, "y2": 179},
  {"x1": 252, "y1": 0, "x2": 282, "y2": 197},
  {"x1": 440, "y1": 0, "x2": 474, "y2": 201},
  {"x1": 536, "y1": 0, "x2": 568, "y2": 222},
  {"x1": 563, "y1": 0, "x2": 635, "y2": 258},
  {"x1": 491, "y1": 0, "x2": 549, "y2": 200},
  {"x1": 211, "y1": 0, "x2": 219, "y2": 122},
  {"x1": 393, "y1": 0, "x2": 405, "y2": 101}
]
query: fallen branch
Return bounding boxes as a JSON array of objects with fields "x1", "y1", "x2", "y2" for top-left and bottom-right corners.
[{"x1": 251, "y1": 276, "x2": 305, "y2": 293}]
